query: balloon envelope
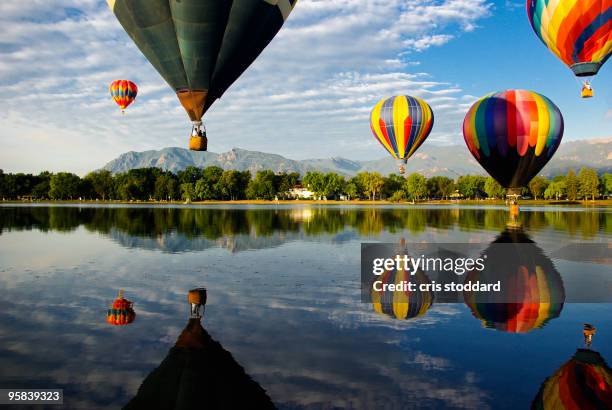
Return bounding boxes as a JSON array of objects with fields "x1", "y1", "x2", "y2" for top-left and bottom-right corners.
[
  {"x1": 107, "y1": 292, "x2": 136, "y2": 326},
  {"x1": 110, "y1": 80, "x2": 138, "y2": 111},
  {"x1": 124, "y1": 318, "x2": 274, "y2": 410},
  {"x1": 463, "y1": 90, "x2": 563, "y2": 189},
  {"x1": 463, "y1": 229, "x2": 565, "y2": 333},
  {"x1": 372, "y1": 267, "x2": 433, "y2": 320},
  {"x1": 531, "y1": 349, "x2": 612, "y2": 409},
  {"x1": 370, "y1": 95, "x2": 434, "y2": 164},
  {"x1": 527, "y1": 0, "x2": 611, "y2": 77},
  {"x1": 107, "y1": 0, "x2": 296, "y2": 123}
]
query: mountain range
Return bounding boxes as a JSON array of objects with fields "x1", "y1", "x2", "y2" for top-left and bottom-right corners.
[{"x1": 102, "y1": 138, "x2": 612, "y2": 178}]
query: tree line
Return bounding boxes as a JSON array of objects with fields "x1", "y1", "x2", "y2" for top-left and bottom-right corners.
[
  {"x1": 0, "y1": 166, "x2": 609, "y2": 201},
  {"x1": 2, "y1": 206, "x2": 606, "y2": 242}
]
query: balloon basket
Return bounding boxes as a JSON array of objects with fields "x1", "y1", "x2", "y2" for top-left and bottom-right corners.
[
  {"x1": 581, "y1": 87, "x2": 593, "y2": 98},
  {"x1": 188, "y1": 288, "x2": 207, "y2": 319},
  {"x1": 189, "y1": 135, "x2": 208, "y2": 151}
]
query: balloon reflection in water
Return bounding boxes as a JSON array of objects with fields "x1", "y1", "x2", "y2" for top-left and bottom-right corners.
[
  {"x1": 463, "y1": 229, "x2": 565, "y2": 333},
  {"x1": 531, "y1": 325, "x2": 612, "y2": 409},
  {"x1": 107, "y1": 290, "x2": 136, "y2": 326},
  {"x1": 188, "y1": 287, "x2": 207, "y2": 319},
  {"x1": 372, "y1": 265, "x2": 434, "y2": 320},
  {"x1": 124, "y1": 290, "x2": 274, "y2": 410}
]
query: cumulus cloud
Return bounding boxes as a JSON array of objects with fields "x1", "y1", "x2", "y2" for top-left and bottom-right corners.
[{"x1": 0, "y1": 0, "x2": 492, "y2": 174}]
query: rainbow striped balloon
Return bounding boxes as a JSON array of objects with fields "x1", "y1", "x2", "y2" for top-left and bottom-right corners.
[
  {"x1": 463, "y1": 90, "x2": 564, "y2": 189},
  {"x1": 463, "y1": 229, "x2": 565, "y2": 333},
  {"x1": 110, "y1": 80, "x2": 138, "y2": 111},
  {"x1": 527, "y1": 0, "x2": 611, "y2": 77},
  {"x1": 532, "y1": 349, "x2": 612, "y2": 409},
  {"x1": 370, "y1": 96, "x2": 434, "y2": 165}
]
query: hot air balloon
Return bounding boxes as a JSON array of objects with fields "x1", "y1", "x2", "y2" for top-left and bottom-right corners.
[
  {"x1": 370, "y1": 96, "x2": 434, "y2": 175},
  {"x1": 371, "y1": 264, "x2": 434, "y2": 320},
  {"x1": 107, "y1": 290, "x2": 136, "y2": 326},
  {"x1": 107, "y1": 0, "x2": 297, "y2": 152},
  {"x1": 463, "y1": 228, "x2": 565, "y2": 333},
  {"x1": 527, "y1": 0, "x2": 611, "y2": 98},
  {"x1": 124, "y1": 290, "x2": 274, "y2": 410},
  {"x1": 188, "y1": 287, "x2": 207, "y2": 318},
  {"x1": 463, "y1": 90, "x2": 564, "y2": 198},
  {"x1": 110, "y1": 80, "x2": 138, "y2": 113},
  {"x1": 531, "y1": 328, "x2": 612, "y2": 410}
]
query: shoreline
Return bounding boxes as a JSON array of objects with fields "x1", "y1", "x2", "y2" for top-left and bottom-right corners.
[{"x1": 2, "y1": 199, "x2": 611, "y2": 206}]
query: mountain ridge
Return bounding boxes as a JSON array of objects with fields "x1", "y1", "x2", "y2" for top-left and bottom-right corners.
[{"x1": 102, "y1": 138, "x2": 612, "y2": 178}]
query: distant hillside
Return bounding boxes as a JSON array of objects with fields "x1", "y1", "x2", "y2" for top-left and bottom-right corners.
[{"x1": 101, "y1": 138, "x2": 612, "y2": 177}]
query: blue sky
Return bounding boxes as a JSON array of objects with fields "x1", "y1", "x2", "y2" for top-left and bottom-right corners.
[{"x1": 0, "y1": 0, "x2": 610, "y2": 174}]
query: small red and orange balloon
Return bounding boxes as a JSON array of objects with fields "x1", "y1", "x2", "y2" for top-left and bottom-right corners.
[
  {"x1": 107, "y1": 290, "x2": 136, "y2": 326},
  {"x1": 110, "y1": 80, "x2": 138, "y2": 113}
]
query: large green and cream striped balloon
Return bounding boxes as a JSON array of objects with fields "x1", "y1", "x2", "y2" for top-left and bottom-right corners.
[{"x1": 107, "y1": 0, "x2": 296, "y2": 122}]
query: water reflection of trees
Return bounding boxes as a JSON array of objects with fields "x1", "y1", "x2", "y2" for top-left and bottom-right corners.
[{"x1": 0, "y1": 206, "x2": 608, "y2": 251}]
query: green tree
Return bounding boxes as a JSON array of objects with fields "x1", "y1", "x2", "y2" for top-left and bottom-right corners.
[
  {"x1": 246, "y1": 170, "x2": 276, "y2": 200},
  {"x1": 484, "y1": 177, "x2": 505, "y2": 199},
  {"x1": 357, "y1": 172, "x2": 384, "y2": 200},
  {"x1": 85, "y1": 170, "x2": 114, "y2": 200},
  {"x1": 177, "y1": 166, "x2": 203, "y2": 185},
  {"x1": 578, "y1": 167, "x2": 599, "y2": 200},
  {"x1": 405, "y1": 173, "x2": 427, "y2": 201},
  {"x1": 552, "y1": 175, "x2": 566, "y2": 183},
  {"x1": 303, "y1": 171, "x2": 326, "y2": 198},
  {"x1": 181, "y1": 183, "x2": 195, "y2": 202},
  {"x1": 154, "y1": 173, "x2": 178, "y2": 200},
  {"x1": 456, "y1": 175, "x2": 485, "y2": 199},
  {"x1": 275, "y1": 172, "x2": 300, "y2": 199},
  {"x1": 218, "y1": 170, "x2": 250, "y2": 200},
  {"x1": 528, "y1": 176, "x2": 549, "y2": 200},
  {"x1": 31, "y1": 171, "x2": 52, "y2": 199},
  {"x1": 322, "y1": 173, "x2": 345, "y2": 199},
  {"x1": 114, "y1": 168, "x2": 161, "y2": 200},
  {"x1": 389, "y1": 190, "x2": 406, "y2": 202},
  {"x1": 193, "y1": 166, "x2": 224, "y2": 200},
  {"x1": 544, "y1": 181, "x2": 566, "y2": 200},
  {"x1": 344, "y1": 179, "x2": 360, "y2": 200},
  {"x1": 383, "y1": 174, "x2": 405, "y2": 199},
  {"x1": 0, "y1": 173, "x2": 38, "y2": 199},
  {"x1": 601, "y1": 173, "x2": 612, "y2": 197},
  {"x1": 565, "y1": 169, "x2": 578, "y2": 200},
  {"x1": 427, "y1": 176, "x2": 454, "y2": 199},
  {"x1": 49, "y1": 173, "x2": 82, "y2": 200}
]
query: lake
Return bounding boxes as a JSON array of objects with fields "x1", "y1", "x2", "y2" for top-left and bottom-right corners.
[{"x1": 0, "y1": 204, "x2": 610, "y2": 409}]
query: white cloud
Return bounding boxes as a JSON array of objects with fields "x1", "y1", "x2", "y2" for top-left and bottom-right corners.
[{"x1": 0, "y1": 0, "x2": 492, "y2": 174}]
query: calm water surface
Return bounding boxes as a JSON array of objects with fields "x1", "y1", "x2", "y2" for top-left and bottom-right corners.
[{"x1": 0, "y1": 204, "x2": 610, "y2": 409}]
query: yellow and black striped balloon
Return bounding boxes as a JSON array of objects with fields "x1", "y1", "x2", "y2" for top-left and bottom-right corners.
[{"x1": 372, "y1": 267, "x2": 433, "y2": 320}]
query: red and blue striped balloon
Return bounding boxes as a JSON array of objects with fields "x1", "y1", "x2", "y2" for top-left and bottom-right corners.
[{"x1": 110, "y1": 80, "x2": 138, "y2": 112}]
